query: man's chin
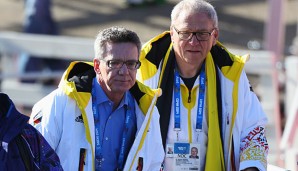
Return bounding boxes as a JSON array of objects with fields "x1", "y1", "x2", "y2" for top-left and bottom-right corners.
[{"x1": 113, "y1": 86, "x2": 131, "y2": 93}]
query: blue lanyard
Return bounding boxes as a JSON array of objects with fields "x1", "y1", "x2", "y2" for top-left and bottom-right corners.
[
  {"x1": 196, "y1": 63, "x2": 206, "y2": 131},
  {"x1": 174, "y1": 63, "x2": 206, "y2": 133},
  {"x1": 91, "y1": 79, "x2": 133, "y2": 170},
  {"x1": 174, "y1": 68, "x2": 181, "y2": 131}
]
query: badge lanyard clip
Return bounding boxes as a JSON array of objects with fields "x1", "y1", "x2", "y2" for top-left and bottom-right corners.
[
  {"x1": 174, "y1": 128, "x2": 181, "y2": 141},
  {"x1": 196, "y1": 129, "x2": 202, "y2": 142}
]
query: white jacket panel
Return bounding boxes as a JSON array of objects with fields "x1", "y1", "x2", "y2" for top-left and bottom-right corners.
[
  {"x1": 30, "y1": 88, "x2": 163, "y2": 171},
  {"x1": 30, "y1": 89, "x2": 93, "y2": 170}
]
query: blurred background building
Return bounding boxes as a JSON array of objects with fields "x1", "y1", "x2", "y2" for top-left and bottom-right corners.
[{"x1": 0, "y1": 0, "x2": 297, "y2": 170}]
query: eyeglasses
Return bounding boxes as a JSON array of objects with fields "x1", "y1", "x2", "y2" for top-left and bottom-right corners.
[
  {"x1": 100, "y1": 59, "x2": 141, "y2": 70},
  {"x1": 173, "y1": 27, "x2": 215, "y2": 41}
]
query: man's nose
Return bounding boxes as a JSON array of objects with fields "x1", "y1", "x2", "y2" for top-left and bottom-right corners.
[
  {"x1": 118, "y1": 63, "x2": 129, "y2": 75},
  {"x1": 189, "y1": 34, "x2": 200, "y2": 45}
]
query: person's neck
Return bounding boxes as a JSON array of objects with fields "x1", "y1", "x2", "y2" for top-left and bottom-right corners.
[
  {"x1": 106, "y1": 92, "x2": 124, "y2": 111},
  {"x1": 176, "y1": 58, "x2": 204, "y2": 78}
]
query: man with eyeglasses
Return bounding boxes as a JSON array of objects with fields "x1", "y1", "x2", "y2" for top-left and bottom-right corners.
[
  {"x1": 137, "y1": 0, "x2": 269, "y2": 171},
  {"x1": 29, "y1": 26, "x2": 165, "y2": 171}
]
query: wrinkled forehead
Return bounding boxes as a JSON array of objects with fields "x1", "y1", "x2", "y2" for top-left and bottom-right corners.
[
  {"x1": 173, "y1": 11, "x2": 214, "y2": 30},
  {"x1": 103, "y1": 42, "x2": 139, "y2": 60}
]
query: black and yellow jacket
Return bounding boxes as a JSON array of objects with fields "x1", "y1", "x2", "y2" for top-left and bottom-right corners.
[
  {"x1": 30, "y1": 61, "x2": 164, "y2": 171},
  {"x1": 137, "y1": 32, "x2": 269, "y2": 171}
]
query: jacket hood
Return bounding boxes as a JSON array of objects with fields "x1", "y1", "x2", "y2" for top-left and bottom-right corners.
[
  {"x1": 0, "y1": 93, "x2": 29, "y2": 143},
  {"x1": 58, "y1": 61, "x2": 94, "y2": 95}
]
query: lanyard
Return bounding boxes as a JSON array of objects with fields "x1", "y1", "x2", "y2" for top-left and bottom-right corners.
[
  {"x1": 91, "y1": 79, "x2": 133, "y2": 170},
  {"x1": 174, "y1": 62, "x2": 206, "y2": 141}
]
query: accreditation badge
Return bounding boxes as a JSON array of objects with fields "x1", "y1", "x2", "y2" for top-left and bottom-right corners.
[{"x1": 168, "y1": 143, "x2": 200, "y2": 171}]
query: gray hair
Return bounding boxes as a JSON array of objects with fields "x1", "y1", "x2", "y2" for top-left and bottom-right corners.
[
  {"x1": 94, "y1": 26, "x2": 141, "y2": 59},
  {"x1": 171, "y1": 0, "x2": 218, "y2": 28}
]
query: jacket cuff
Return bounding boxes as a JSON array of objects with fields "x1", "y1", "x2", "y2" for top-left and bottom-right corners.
[{"x1": 239, "y1": 160, "x2": 265, "y2": 171}]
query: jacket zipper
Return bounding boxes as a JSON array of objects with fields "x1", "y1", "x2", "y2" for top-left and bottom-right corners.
[{"x1": 188, "y1": 90, "x2": 191, "y2": 103}]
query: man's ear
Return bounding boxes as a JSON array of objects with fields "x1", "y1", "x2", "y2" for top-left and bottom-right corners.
[
  {"x1": 93, "y1": 58, "x2": 100, "y2": 74},
  {"x1": 212, "y1": 29, "x2": 219, "y2": 46},
  {"x1": 170, "y1": 26, "x2": 174, "y2": 42}
]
